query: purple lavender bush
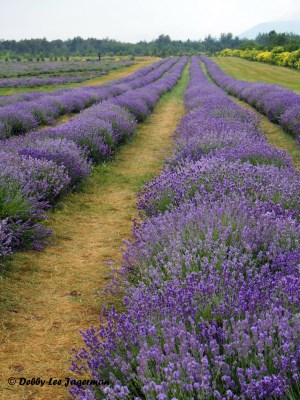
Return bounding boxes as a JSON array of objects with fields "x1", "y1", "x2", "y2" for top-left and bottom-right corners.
[
  {"x1": 17, "y1": 138, "x2": 91, "y2": 188},
  {"x1": 82, "y1": 103, "x2": 138, "y2": 146},
  {"x1": 0, "y1": 104, "x2": 39, "y2": 138},
  {"x1": 280, "y1": 106, "x2": 300, "y2": 138},
  {"x1": 45, "y1": 118, "x2": 115, "y2": 163},
  {"x1": 0, "y1": 151, "x2": 70, "y2": 205}
]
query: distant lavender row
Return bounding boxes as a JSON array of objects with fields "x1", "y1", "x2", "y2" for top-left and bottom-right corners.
[
  {"x1": 201, "y1": 55, "x2": 300, "y2": 140},
  {"x1": 0, "y1": 59, "x2": 133, "y2": 78},
  {"x1": 0, "y1": 57, "x2": 187, "y2": 260},
  {"x1": 0, "y1": 58, "x2": 177, "y2": 139},
  {"x1": 70, "y1": 57, "x2": 300, "y2": 400},
  {"x1": 0, "y1": 72, "x2": 108, "y2": 88}
]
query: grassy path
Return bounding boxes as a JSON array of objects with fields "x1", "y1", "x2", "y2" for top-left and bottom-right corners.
[
  {"x1": 202, "y1": 61, "x2": 300, "y2": 169},
  {"x1": 212, "y1": 57, "x2": 300, "y2": 93},
  {"x1": 0, "y1": 63, "x2": 189, "y2": 400},
  {"x1": 0, "y1": 57, "x2": 160, "y2": 96}
]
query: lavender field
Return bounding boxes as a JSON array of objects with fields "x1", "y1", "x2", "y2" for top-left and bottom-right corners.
[
  {"x1": 1, "y1": 54, "x2": 300, "y2": 400},
  {"x1": 70, "y1": 57, "x2": 300, "y2": 399}
]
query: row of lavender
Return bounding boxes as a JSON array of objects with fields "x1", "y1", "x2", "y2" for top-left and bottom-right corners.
[
  {"x1": 0, "y1": 59, "x2": 133, "y2": 79},
  {"x1": 0, "y1": 58, "x2": 174, "y2": 138},
  {"x1": 0, "y1": 57, "x2": 187, "y2": 260},
  {"x1": 71, "y1": 57, "x2": 300, "y2": 399},
  {"x1": 0, "y1": 72, "x2": 108, "y2": 88},
  {"x1": 201, "y1": 55, "x2": 300, "y2": 141}
]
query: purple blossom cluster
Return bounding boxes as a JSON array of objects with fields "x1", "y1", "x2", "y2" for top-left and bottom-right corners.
[
  {"x1": 201, "y1": 56, "x2": 300, "y2": 141},
  {"x1": 0, "y1": 58, "x2": 177, "y2": 138},
  {"x1": 0, "y1": 57, "x2": 187, "y2": 259},
  {"x1": 70, "y1": 57, "x2": 300, "y2": 399}
]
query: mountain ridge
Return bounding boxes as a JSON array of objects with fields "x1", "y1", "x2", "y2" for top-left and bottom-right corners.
[{"x1": 239, "y1": 20, "x2": 300, "y2": 39}]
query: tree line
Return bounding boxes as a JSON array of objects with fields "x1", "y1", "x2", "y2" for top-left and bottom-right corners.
[{"x1": 0, "y1": 31, "x2": 299, "y2": 58}]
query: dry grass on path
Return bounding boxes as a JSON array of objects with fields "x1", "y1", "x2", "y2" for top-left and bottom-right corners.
[{"x1": 0, "y1": 64, "x2": 189, "y2": 400}]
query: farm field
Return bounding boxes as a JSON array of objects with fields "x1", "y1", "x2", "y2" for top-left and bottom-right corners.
[
  {"x1": 1, "y1": 54, "x2": 300, "y2": 400},
  {"x1": 213, "y1": 56, "x2": 300, "y2": 93}
]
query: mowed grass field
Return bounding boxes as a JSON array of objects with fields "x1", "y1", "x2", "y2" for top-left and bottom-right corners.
[
  {"x1": 210, "y1": 57, "x2": 300, "y2": 168},
  {"x1": 213, "y1": 56, "x2": 300, "y2": 93}
]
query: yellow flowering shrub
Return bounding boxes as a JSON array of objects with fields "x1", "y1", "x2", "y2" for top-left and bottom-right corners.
[
  {"x1": 219, "y1": 47, "x2": 300, "y2": 70},
  {"x1": 255, "y1": 51, "x2": 272, "y2": 63}
]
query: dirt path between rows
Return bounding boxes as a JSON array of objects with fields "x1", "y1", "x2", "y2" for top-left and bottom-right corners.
[{"x1": 0, "y1": 65, "x2": 189, "y2": 400}]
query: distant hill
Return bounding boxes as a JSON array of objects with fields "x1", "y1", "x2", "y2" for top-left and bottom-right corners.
[{"x1": 239, "y1": 21, "x2": 300, "y2": 39}]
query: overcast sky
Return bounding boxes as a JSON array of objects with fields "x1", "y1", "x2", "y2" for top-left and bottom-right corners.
[{"x1": 1, "y1": 0, "x2": 300, "y2": 42}]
